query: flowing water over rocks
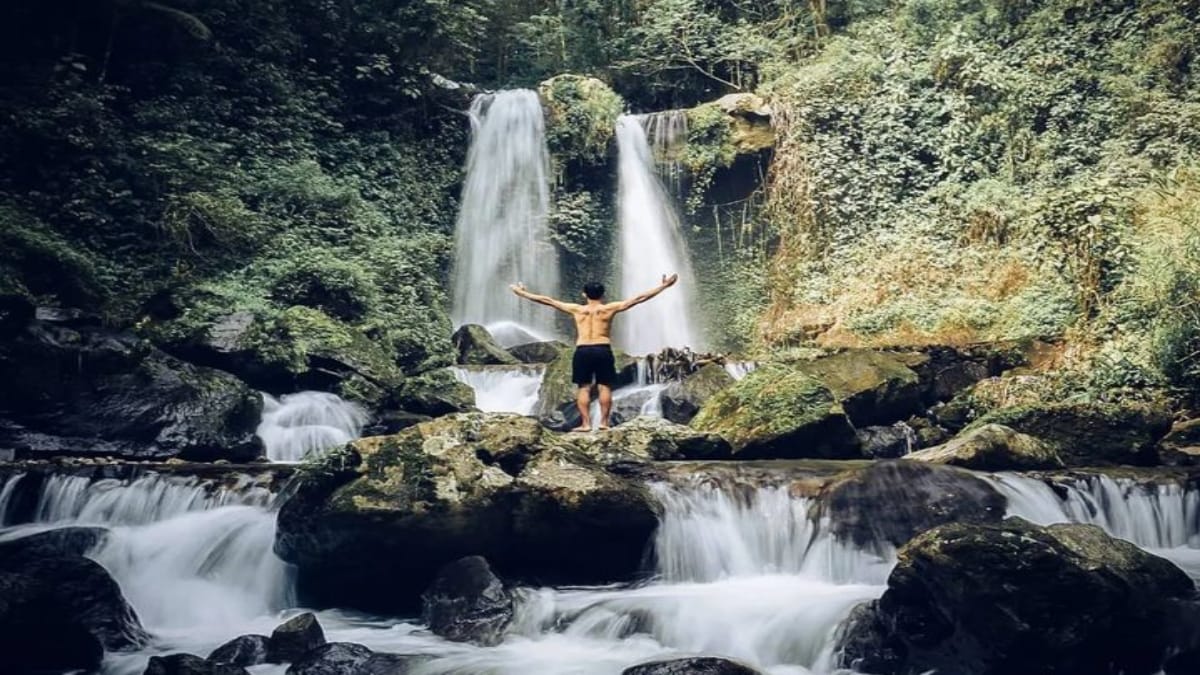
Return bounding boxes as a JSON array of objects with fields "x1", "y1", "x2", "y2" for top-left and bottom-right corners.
[{"x1": 256, "y1": 391, "x2": 368, "y2": 463}]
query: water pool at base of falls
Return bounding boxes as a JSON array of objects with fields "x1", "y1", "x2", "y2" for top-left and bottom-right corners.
[{"x1": 4, "y1": 470, "x2": 1200, "y2": 675}]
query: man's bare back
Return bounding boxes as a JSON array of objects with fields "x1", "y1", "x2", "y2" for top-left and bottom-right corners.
[{"x1": 510, "y1": 274, "x2": 679, "y2": 430}]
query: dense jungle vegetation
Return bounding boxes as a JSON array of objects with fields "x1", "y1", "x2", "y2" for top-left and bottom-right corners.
[{"x1": 1, "y1": 0, "x2": 1198, "y2": 405}]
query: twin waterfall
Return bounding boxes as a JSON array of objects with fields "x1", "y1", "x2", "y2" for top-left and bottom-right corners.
[{"x1": 451, "y1": 91, "x2": 703, "y2": 354}]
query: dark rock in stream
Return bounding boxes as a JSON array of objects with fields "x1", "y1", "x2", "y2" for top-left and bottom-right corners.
[
  {"x1": 622, "y1": 656, "x2": 765, "y2": 674},
  {"x1": 0, "y1": 549, "x2": 148, "y2": 672},
  {"x1": 453, "y1": 323, "x2": 520, "y2": 365},
  {"x1": 286, "y1": 642, "x2": 374, "y2": 675},
  {"x1": 0, "y1": 526, "x2": 108, "y2": 561},
  {"x1": 207, "y1": 633, "x2": 270, "y2": 667},
  {"x1": 839, "y1": 518, "x2": 1197, "y2": 675},
  {"x1": 660, "y1": 362, "x2": 736, "y2": 424},
  {"x1": 817, "y1": 460, "x2": 1006, "y2": 550},
  {"x1": 508, "y1": 339, "x2": 568, "y2": 364},
  {"x1": 268, "y1": 612, "x2": 327, "y2": 663},
  {"x1": 145, "y1": 653, "x2": 249, "y2": 675},
  {"x1": 422, "y1": 555, "x2": 513, "y2": 645},
  {"x1": 855, "y1": 424, "x2": 914, "y2": 459},
  {"x1": 0, "y1": 315, "x2": 262, "y2": 462}
]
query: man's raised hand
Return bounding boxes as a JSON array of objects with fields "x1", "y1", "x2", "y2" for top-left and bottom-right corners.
[
  {"x1": 510, "y1": 283, "x2": 527, "y2": 296},
  {"x1": 662, "y1": 273, "x2": 679, "y2": 287}
]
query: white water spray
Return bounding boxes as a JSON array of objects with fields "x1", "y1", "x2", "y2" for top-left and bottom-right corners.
[
  {"x1": 639, "y1": 110, "x2": 689, "y2": 195},
  {"x1": 451, "y1": 365, "x2": 545, "y2": 415},
  {"x1": 257, "y1": 391, "x2": 367, "y2": 463},
  {"x1": 615, "y1": 115, "x2": 702, "y2": 355},
  {"x1": 451, "y1": 91, "x2": 557, "y2": 335}
]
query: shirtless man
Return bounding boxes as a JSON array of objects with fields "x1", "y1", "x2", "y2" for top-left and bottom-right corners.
[{"x1": 510, "y1": 274, "x2": 679, "y2": 431}]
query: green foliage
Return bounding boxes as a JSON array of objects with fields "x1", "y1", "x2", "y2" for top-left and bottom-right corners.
[
  {"x1": 691, "y1": 363, "x2": 838, "y2": 444},
  {"x1": 539, "y1": 74, "x2": 624, "y2": 164},
  {"x1": 680, "y1": 103, "x2": 738, "y2": 214}
]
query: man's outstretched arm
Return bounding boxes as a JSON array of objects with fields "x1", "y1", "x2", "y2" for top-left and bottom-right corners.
[
  {"x1": 614, "y1": 274, "x2": 679, "y2": 313},
  {"x1": 510, "y1": 284, "x2": 576, "y2": 313}
]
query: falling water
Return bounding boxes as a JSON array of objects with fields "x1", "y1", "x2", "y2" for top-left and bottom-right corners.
[
  {"x1": 615, "y1": 115, "x2": 702, "y2": 355},
  {"x1": 256, "y1": 391, "x2": 367, "y2": 463},
  {"x1": 638, "y1": 110, "x2": 689, "y2": 195},
  {"x1": 451, "y1": 90, "x2": 557, "y2": 336},
  {"x1": 451, "y1": 365, "x2": 545, "y2": 415}
]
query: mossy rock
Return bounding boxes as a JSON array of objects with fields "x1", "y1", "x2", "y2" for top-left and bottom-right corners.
[
  {"x1": 452, "y1": 324, "x2": 519, "y2": 366},
  {"x1": 395, "y1": 368, "x2": 475, "y2": 417},
  {"x1": 538, "y1": 74, "x2": 624, "y2": 163},
  {"x1": 660, "y1": 363, "x2": 737, "y2": 424},
  {"x1": 792, "y1": 350, "x2": 925, "y2": 427},
  {"x1": 553, "y1": 416, "x2": 732, "y2": 464},
  {"x1": 690, "y1": 364, "x2": 859, "y2": 459},
  {"x1": 970, "y1": 402, "x2": 1172, "y2": 466},
  {"x1": 275, "y1": 413, "x2": 657, "y2": 613},
  {"x1": 906, "y1": 423, "x2": 1063, "y2": 471}
]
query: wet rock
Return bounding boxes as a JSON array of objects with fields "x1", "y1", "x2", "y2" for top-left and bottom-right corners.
[
  {"x1": 556, "y1": 417, "x2": 732, "y2": 463},
  {"x1": 145, "y1": 653, "x2": 249, "y2": 675},
  {"x1": 275, "y1": 413, "x2": 658, "y2": 613},
  {"x1": 534, "y1": 347, "x2": 639, "y2": 428},
  {"x1": 0, "y1": 526, "x2": 108, "y2": 561},
  {"x1": 622, "y1": 656, "x2": 764, "y2": 675},
  {"x1": 422, "y1": 556, "x2": 513, "y2": 645},
  {"x1": 840, "y1": 518, "x2": 1196, "y2": 675},
  {"x1": 0, "y1": 318, "x2": 262, "y2": 462},
  {"x1": 712, "y1": 93, "x2": 775, "y2": 154},
  {"x1": 793, "y1": 351, "x2": 926, "y2": 427},
  {"x1": 395, "y1": 368, "x2": 475, "y2": 416},
  {"x1": 363, "y1": 409, "x2": 433, "y2": 436},
  {"x1": 973, "y1": 401, "x2": 1171, "y2": 466},
  {"x1": 268, "y1": 612, "x2": 326, "y2": 663},
  {"x1": 690, "y1": 364, "x2": 859, "y2": 459},
  {"x1": 1162, "y1": 418, "x2": 1200, "y2": 459},
  {"x1": 286, "y1": 642, "x2": 374, "y2": 675},
  {"x1": 453, "y1": 324, "x2": 520, "y2": 365},
  {"x1": 361, "y1": 653, "x2": 431, "y2": 674},
  {"x1": 907, "y1": 423, "x2": 1063, "y2": 471},
  {"x1": 816, "y1": 460, "x2": 1005, "y2": 550},
  {"x1": 856, "y1": 424, "x2": 915, "y2": 459},
  {"x1": 0, "y1": 552, "x2": 148, "y2": 672},
  {"x1": 208, "y1": 634, "x2": 270, "y2": 667},
  {"x1": 660, "y1": 363, "x2": 736, "y2": 424},
  {"x1": 508, "y1": 340, "x2": 568, "y2": 364}
]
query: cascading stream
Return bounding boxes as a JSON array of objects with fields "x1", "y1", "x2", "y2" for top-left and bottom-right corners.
[
  {"x1": 257, "y1": 391, "x2": 367, "y2": 463},
  {"x1": 451, "y1": 90, "x2": 557, "y2": 337},
  {"x1": 615, "y1": 115, "x2": 703, "y2": 355},
  {"x1": 451, "y1": 365, "x2": 546, "y2": 415}
]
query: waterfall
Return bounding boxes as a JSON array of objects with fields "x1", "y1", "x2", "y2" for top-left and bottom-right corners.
[
  {"x1": 639, "y1": 110, "x2": 689, "y2": 195},
  {"x1": 256, "y1": 391, "x2": 367, "y2": 463},
  {"x1": 615, "y1": 115, "x2": 702, "y2": 355},
  {"x1": 451, "y1": 365, "x2": 545, "y2": 415},
  {"x1": 451, "y1": 90, "x2": 557, "y2": 337},
  {"x1": 25, "y1": 473, "x2": 271, "y2": 526}
]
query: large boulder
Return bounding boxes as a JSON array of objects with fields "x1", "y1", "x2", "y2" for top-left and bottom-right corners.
[
  {"x1": 623, "y1": 656, "x2": 764, "y2": 675},
  {"x1": 839, "y1": 518, "x2": 1196, "y2": 675},
  {"x1": 972, "y1": 402, "x2": 1172, "y2": 466},
  {"x1": 0, "y1": 550, "x2": 149, "y2": 673},
  {"x1": 507, "y1": 340, "x2": 568, "y2": 364},
  {"x1": 395, "y1": 368, "x2": 475, "y2": 416},
  {"x1": 534, "y1": 347, "x2": 640, "y2": 428},
  {"x1": 267, "y1": 612, "x2": 326, "y2": 663},
  {"x1": 855, "y1": 424, "x2": 915, "y2": 459},
  {"x1": 690, "y1": 364, "x2": 859, "y2": 459},
  {"x1": 0, "y1": 526, "x2": 108, "y2": 559},
  {"x1": 906, "y1": 423, "x2": 1063, "y2": 471},
  {"x1": 452, "y1": 324, "x2": 520, "y2": 366},
  {"x1": 421, "y1": 556, "x2": 513, "y2": 645},
  {"x1": 815, "y1": 460, "x2": 1006, "y2": 551},
  {"x1": 275, "y1": 413, "x2": 659, "y2": 613},
  {"x1": 555, "y1": 416, "x2": 732, "y2": 463},
  {"x1": 792, "y1": 351, "x2": 926, "y2": 427},
  {"x1": 660, "y1": 363, "x2": 736, "y2": 424},
  {"x1": 0, "y1": 317, "x2": 262, "y2": 461}
]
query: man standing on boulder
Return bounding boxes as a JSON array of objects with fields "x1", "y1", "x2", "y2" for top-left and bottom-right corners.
[{"x1": 510, "y1": 275, "x2": 679, "y2": 431}]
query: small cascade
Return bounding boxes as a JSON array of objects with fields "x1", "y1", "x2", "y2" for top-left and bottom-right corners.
[
  {"x1": 615, "y1": 115, "x2": 703, "y2": 355},
  {"x1": 0, "y1": 472, "x2": 24, "y2": 523},
  {"x1": 724, "y1": 361, "x2": 758, "y2": 380},
  {"x1": 638, "y1": 110, "x2": 689, "y2": 195},
  {"x1": 451, "y1": 90, "x2": 557, "y2": 335},
  {"x1": 257, "y1": 391, "x2": 367, "y2": 463},
  {"x1": 451, "y1": 365, "x2": 545, "y2": 415},
  {"x1": 485, "y1": 320, "x2": 555, "y2": 350}
]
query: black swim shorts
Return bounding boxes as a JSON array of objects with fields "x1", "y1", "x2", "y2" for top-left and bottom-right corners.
[{"x1": 572, "y1": 344, "x2": 617, "y2": 386}]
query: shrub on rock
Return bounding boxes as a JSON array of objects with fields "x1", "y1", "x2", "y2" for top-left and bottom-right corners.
[
  {"x1": 839, "y1": 518, "x2": 1196, "y2": 675},
  {"x1": 691, "y1": 364, "x2": 858, "y2": 459}
]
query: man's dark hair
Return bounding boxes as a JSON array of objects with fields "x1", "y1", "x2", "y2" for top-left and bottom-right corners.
[{"x1": 583, "y1": 282, "x2": 605, "y2": 300}]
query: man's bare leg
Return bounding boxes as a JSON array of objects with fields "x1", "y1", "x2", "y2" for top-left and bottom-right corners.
[
  {"x1": 572, "y1": 386, "x2": 592, "y2": 432},
  {"x1": 598, "y1": 384, "x2": 613, "y2": 430}
]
